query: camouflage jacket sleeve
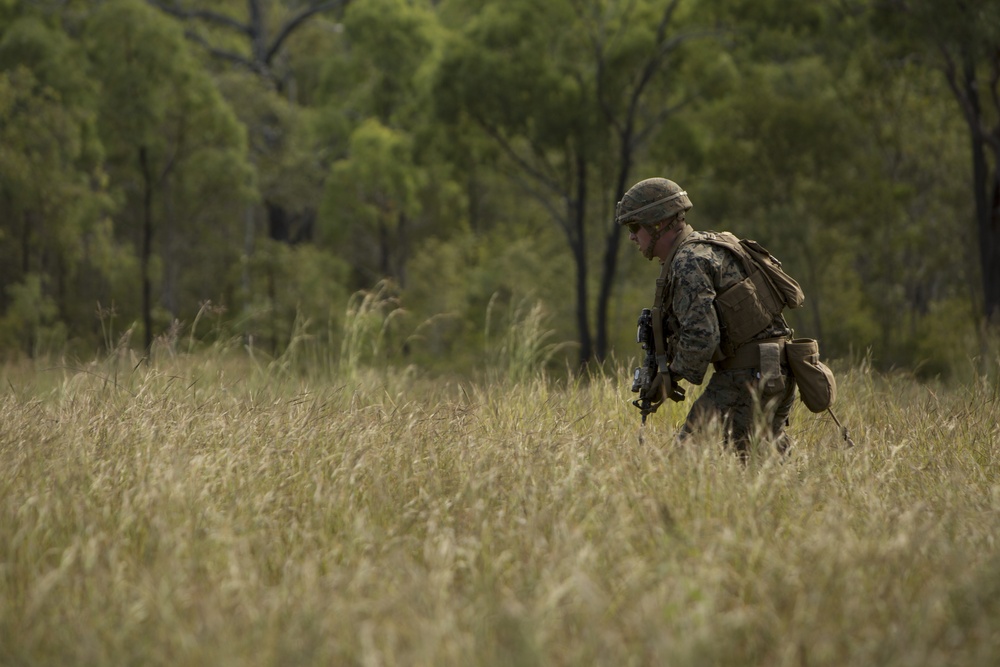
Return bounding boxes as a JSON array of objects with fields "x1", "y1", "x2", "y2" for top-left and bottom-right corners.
[{"x1": 665, "y1": 243, "x2": 731, "y2": 385}]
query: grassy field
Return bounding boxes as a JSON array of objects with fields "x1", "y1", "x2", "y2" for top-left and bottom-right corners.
[{"x1": 1, "y1": 351, "x2": 999, "y2": 666}]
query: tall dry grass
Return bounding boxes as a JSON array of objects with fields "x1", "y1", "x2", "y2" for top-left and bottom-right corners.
[{"x1": 1, "y1": 351, "x2": 999, "y2": 666}]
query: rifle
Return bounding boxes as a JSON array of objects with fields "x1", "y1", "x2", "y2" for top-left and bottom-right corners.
[{"x1": 631, "y1": 308, "x2": 684, "y2": 424}]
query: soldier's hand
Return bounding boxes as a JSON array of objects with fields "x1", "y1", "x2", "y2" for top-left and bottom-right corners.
[
  {"x1": 667, "y1": 376, "x2": 686, "y2": 402},
  {"x1": 643, "y1": 372, "x2": 685, "y2": 403}
]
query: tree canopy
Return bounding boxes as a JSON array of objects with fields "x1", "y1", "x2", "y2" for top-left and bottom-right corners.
[{"x1": 0, "y1": 0, "x2": 995, "y2": 378}]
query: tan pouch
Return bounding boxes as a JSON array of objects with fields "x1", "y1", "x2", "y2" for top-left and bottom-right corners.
[
  {"x1": 758, "y1": 341, "x2": 786, "y2": 395},
  {"x1": 786, "y1": 338, "x2": 836, "y2": 413},
  {"x1": 715, "y1": 271, "x2": 774, "y2": 353}
]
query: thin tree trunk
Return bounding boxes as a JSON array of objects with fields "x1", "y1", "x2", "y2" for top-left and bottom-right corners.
[
  {"x1": 378, "y1": 217, "x2": 391, "y2": 279},
  {"x1": 397, "y1": 210, "x2": 408, "y2": 287},
  {"x1": 163, "y1": 173, "x2": 177, "y2": 318},
  {"x1": 572, "y1": 153, "x2": 592, "y2": 366},
  {"x1": 987, "y1": 173, "x2": 1000, "y2": 324},
  {"x1": 595, "y1": 140, "x2": 635, "y2": 362},
  {"x1": 242, "y1": 202, "x2": 255, "y2": 344},
  {"x1": 21, "y1": 210, "x2": 31, "y2": 276},
  {"x1": 139, "y1": 145, "x2": 154, "y2": 352},
  {"x1": 964, "y1": 58, "x2": 1000, "y2": 325}
]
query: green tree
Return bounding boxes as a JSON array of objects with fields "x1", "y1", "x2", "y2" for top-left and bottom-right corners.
[
  {"x1": 683, "y1": 0, "x2": 972, "y2": 369},
  {"x1": 147, "y1": 0, "x2": 354, "y2": 352},
  {"x1": 434, "y1": 0, "x2": 716, "y2": 364},
  {"x1": 315, "y1": 0, "x2": 459, "y2": 290},
  {"x1": 145, "y1": 0, "x2": 354, "y2": 244},
  {"x1": 86, "y1": 0, "x2": 252, "y2": 351},
  {"x1": 0, "y1": 11, "x2": 116, "y2": 354},
  {"x1": 147, "y1": 0, "x2": 352, "y2": 93},
  {"x1": 874, "y1": 1, "x2": 1000, "y2": 329},
  {"x1": 322, "y1": 119, "x2": 423, "y2": 284}
]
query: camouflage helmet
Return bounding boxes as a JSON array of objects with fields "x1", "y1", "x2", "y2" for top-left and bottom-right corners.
[{"x1": 615, "y1": 178, "x2": 692, "y2": 228}]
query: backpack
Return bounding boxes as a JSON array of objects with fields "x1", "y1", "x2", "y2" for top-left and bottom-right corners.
[
  {"x1": 694, "y1": 233, "x2": 836, "y2": 413},
  {"x1": 696, "y1": 233, "x2": 805, "y2": 312}
]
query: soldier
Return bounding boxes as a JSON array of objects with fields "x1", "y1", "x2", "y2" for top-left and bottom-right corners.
[{"x1": 617, "y1": 177, "x2": 798, "y2": 455}]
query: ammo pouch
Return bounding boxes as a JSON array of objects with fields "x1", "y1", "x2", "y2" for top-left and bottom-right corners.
[
  {"x1": 786, "y1": 338, "x2": 836, "y2": 413},
  {"x1": 714, "y1": 269, "x2": 778, "y2": 356}
]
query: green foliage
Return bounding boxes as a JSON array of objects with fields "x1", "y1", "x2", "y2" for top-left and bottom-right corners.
[
  {"x1": 403, "y1": 221, "x2": 576, "y2": 371},
  {"x1": 338, "y1": 0, "x2": 438, "y2": 123},
  {"x1": 319, "y1": 119, "x2": 427, "y2": 286},
  {"x1": 484, "y1": 295, "x2": 573, "y2": 384},
  {"x1": 687, "y1": 4, "x2": 976, "y2": 370},
  {"x1": 0, "y1": 274, "x2": 62, "y2": 357},
  {"x1": 910, "y1": 297, "x2": 981, "y2": 381},
  {"x1": 314, "y1": 0, "x2": 463, "y2": 297},
  {"x1": 434, "y1": 0, "x2": 599, "y2": 150},
  {"x1": 338, "y1": 279, "x2": 410, "y2": 378},
  {"x1": 0, "y1": 14, "x2": 115, "y2": 332},
  {"x1": 872, "y1": 0, "x2": 1000, "y2": 57},
  {"x1": 215, "y1": 71, "x2": 320, "y2": 214},
  {"x1": 326, "y1": 119, "x2": 423, "y2": 227},
  {"x1": 242, "y1": 240, "x2": 351, "y2": 357},
  {"x1": 83, "y1": 0, "x2": 253, "y2": 343},
  {"x1": 0, "y1": 0, "x2": 994, "y2": 379}
]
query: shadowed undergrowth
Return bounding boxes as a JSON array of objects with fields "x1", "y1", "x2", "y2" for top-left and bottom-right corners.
[{"x1": 1, "y1": 355, "x2": 998, "y2": 666}]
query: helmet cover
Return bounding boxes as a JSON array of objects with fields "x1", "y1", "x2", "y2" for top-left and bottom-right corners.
[{"x1": 616, "y1": 178, "x2": 692, "y2": 228}]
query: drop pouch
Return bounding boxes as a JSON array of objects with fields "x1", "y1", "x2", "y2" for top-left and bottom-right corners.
[{"x1": 786, "y1": 338, "x2": 836, "y2": 413}]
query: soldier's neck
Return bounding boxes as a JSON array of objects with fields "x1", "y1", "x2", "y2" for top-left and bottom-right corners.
[{"x1": 658, "y1": 224, "x2": 693, "y2": 266}]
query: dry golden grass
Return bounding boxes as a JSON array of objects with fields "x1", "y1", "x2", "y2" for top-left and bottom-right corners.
[{"x1": 1, "y1": 352, "x2": 999, "y2": 666}]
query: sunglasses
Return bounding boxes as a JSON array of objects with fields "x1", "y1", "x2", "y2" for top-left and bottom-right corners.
[{"x1": 626, "y1": 222, "x2": 641, "y2": 234}]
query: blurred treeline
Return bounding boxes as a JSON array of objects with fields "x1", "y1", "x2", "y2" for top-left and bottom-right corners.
[{"x1": 2, "y1": 0, "x2": 998, "y2": 379}]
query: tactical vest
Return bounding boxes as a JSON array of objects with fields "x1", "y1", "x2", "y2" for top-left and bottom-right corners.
[
  {"x1": 692, "y1": 231, "x2": 803, "y2": 354},
  {"x1": 653, "y1": 228, "x2": 804, "y2": 365}
]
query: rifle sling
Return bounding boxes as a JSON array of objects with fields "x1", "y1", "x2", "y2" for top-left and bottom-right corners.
[{"x1": 650, "y1": 225, "x2": 693, "y2": 375}]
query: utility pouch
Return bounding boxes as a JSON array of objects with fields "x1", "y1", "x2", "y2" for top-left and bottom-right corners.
[
  {"x1": 786, "y1": 338, "x2": 836, "y2": 413},
  {"x1": 758, "y1": 341, "x2": 785, "y2": 395},
  {"x1": 715, "y1": 271, "x2": 774, "y2": 354}
]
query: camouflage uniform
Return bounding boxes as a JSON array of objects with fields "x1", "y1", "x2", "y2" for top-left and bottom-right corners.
[
  {"x1": 664, "y1": 230, "x2": 797, "y2": 453},
  {"x1": 617, "y1": 177, "x2": 797, "y2": 454}
]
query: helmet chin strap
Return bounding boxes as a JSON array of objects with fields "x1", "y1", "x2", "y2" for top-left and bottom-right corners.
[
  {"x1": 640, "y1": 215, "x2": 684, "y2": 261},
  {"x1": 642, "y1": 226, "x2": 666, "y2": 260}
]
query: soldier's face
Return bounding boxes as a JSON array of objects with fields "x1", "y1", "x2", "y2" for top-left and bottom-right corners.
[{"x1": 630, "y1": 225, "x2": 654, "y2": 255}]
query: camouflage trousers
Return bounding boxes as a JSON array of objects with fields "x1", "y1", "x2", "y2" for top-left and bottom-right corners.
[{"x1": 679, "y1": 367, "x2": 797, "y2": 455}]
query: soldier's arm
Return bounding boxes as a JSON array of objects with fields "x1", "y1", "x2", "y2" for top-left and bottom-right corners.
[{"x1": 668, "y1": 252, "x2": 721, "y2": 385}]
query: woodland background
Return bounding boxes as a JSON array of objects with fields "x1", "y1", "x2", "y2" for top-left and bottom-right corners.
[{"x1": 2, "y1": 0, "x2": 999, "y2": 379}]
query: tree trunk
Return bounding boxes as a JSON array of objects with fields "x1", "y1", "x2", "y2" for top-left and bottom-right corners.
[
  {"x1": 397, "y1": 210, "x2": 408, "y2": 287},
  {"x1": 571, "y1": 153, "x2": 593, "y2": 366},
  {"x1": 963, "y1": 57, "x2": 1000, "y2": 325},
  {"x1": 378, "y1": 217, "x2": 391, "y2": 279},
  {"x1": 987, "y1": 173, "x2": 1000, "y2": 324},
  {"x1": 595, "y1": 142, "x2": 636, "y2": 362},
  {"x1": 242, "y1": 201, "x2": 255, "y2": 339},
  {"x1": 267, "y1": 201, "x2": 290, "y2": 242},
  {"x1": 21, "y1": 209, "x2": 31, "y2": 276},
  {"x1": 163, "y1": 173, "x2": 177, "y2": 318},
  {"x1": 139, "y1": 145, "x2": 154, "y2": 352}
]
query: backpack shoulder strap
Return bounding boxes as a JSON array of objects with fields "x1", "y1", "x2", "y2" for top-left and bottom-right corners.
[
  {"x1": 649, "y1": 225, "x2": 694, "y2": 374},
  {"x1": 684, "y1": 231, "x2": 756, "y2": 274}
]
